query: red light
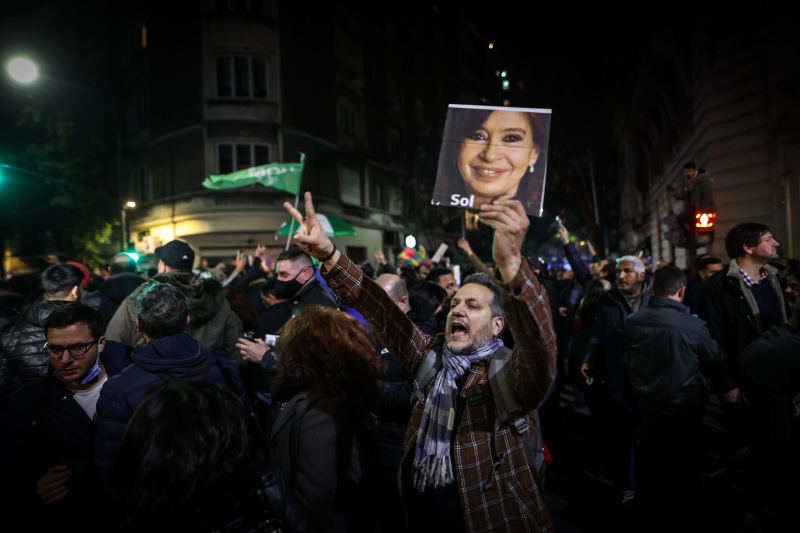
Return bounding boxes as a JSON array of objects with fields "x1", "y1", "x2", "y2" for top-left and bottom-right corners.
[{"x1": 695, "y1": 212, "x2": 716, "y2": 232}]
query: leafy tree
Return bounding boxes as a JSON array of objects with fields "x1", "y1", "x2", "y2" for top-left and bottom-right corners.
[{"x1": 1, "y1": 95, "x2": 118, "y2": 272}]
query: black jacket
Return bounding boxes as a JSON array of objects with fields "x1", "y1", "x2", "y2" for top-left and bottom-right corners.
[
  {"x1": 0, "y1": 300, "x2": 69, "y2": 409},
  {"x1": 361, "y1": 302, "x2": 439, "y2": 470},
  {"x1": 584, "y1": 282, "x2": 653, "y2": 399},
  {"x1": 697, "y1": 261, "x2": 788, "y2": 392},
  {"x1": 624, "y1": 296, "x2": 735, "y2": 410},
  {"x1": 0, "y1": 340, "x2": 133, "y2": 532},
  {"x1": 290, "y1": 277, "x2": 338, "y2": 317},
  {"x1": 93, "y1": 333, "x2": 247, "y2": 484},
  {"x1": 82, "y1": 273, "x2": 146, "y2": 328}
]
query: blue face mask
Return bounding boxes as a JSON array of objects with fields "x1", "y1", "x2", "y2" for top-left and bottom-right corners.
[{"x1": 54, "y1": 351, "x2": 103, "y2": 386}]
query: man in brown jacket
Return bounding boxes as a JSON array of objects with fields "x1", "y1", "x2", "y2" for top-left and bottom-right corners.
[{"x1": 284, "y1": 192, "x2": 557, "y2": 532}]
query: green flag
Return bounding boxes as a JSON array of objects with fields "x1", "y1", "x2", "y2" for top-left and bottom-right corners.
[{"x1": 202, "y1": 152, "x2": 304, "y2": 195}]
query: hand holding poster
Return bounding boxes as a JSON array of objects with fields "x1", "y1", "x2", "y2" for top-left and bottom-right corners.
[{"x1": 430, "y1": 104, "x2": 551, "y2": 217}]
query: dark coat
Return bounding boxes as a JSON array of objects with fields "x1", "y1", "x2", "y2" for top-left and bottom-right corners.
[
  {"x1": 584, "y1": 282, "x2": 653, "y2": 399},
  {"x1": 82, "y1": 273, "x2": 146, "y2": 327},
  {"x1": 0, "y1": 340, "x2": 133, "y2": 532},
  {"x1": 268, "y1": 387, "x2": 361, "y2": 533},
  {"x1": 0, "y1": 300, "x2": 69, "y2": 409},
  {"x1": 291, "y1": 277, "x2": 339, "y2": 318},
  {"x1": 93, "y1": 333, "x2": 247, "y2": 484},
  {"x1": 624, "y1": 296, "x2": 735, "y2": 409},
  {"x1": 697, "y1": 260, "x2": 788, "y2": 392},
  {"x1": 361, "y1": 303, "x2": 439, "y2": 470},
  {"x1": 105, "y1": 271, "x2": 244, "y2": 361}
]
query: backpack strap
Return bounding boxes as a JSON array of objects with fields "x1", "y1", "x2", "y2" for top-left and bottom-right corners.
[
  {"x1": 487, "y1": 346, "x2": 526, "y2": 434},
  {"x1": 484, "y1": 346, "x2": 546, "y2": 492},
  {"x1": 412, "y1": 348, "x2": 442, "y2": 404}
]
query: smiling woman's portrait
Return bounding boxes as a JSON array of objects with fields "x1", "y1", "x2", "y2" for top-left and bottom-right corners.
[{"x1": 431, "y1": 104, "x2": 551, "y2": 216}]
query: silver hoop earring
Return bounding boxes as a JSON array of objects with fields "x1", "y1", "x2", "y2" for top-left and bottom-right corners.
[{"x1": 529, "y1": 163, "x2": 535, "y2": 173}]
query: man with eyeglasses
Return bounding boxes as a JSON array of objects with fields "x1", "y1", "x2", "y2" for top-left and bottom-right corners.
[
  {"x1": 0, "y1": 263, "x2": 86, "y2": 410},
  {"x1": 0, "y1": 303, "x2": 132, "y2": 531}
]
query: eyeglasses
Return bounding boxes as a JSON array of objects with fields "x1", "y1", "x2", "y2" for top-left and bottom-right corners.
[{"x1": 43, "y1": 340, "x2": 98, "y2": 360}]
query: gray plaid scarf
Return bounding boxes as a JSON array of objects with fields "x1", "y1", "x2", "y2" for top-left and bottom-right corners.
[{"x1": 412, "y1": 337, "x2": 504, "y2": 492}]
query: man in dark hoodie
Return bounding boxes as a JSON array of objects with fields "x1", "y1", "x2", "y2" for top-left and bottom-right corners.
[
  {"x1": 105, "y1": 239, "x2": 243, "y2": 361},
  {"x1": 92, "y1": 281, "x2": 246, "y2": 486},
  {"x1": 82, "y1": 253, "x2": 145, "y2": 327}
]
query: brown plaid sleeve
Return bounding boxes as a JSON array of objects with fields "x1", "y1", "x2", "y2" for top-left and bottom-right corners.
[
  {"x1": 322, "y1": 254, "x2": 433, "y2": 374},
  {"x1": 497, "y1": 259, "x2": 558, "y2": 412}
]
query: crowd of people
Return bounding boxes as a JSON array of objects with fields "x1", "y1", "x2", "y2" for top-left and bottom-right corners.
[{"x1": 1, "y1": 192, "x2": 799, "y2": 532}]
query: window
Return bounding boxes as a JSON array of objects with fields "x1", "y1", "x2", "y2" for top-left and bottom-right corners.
[
  {"x1": 217, "y1": 143, "x2": 270, "y2": 174},
  {"x1": 125, "y1": 89, "x2": 149, "y2": 134},
  {"x1": 387, "y1": 183, "x2": 403, "y2": 215},
  {"x1": 214, "y1": 0, "x2": 270, "y2": 15},
  {"x1": 131, "y1": 165, "x2": 151, "y2": 203},
  {"x1": 337, "y1": 99, "x2": 359, "y2": 137},
  {"x1": 339, "y1": 165, "x2": 362, "y2": 205},
  {"x1": 216, "y1": 55, "x2": 268, "y2": 99},
  {"x1": 129, "y1": 22, "x2": 147, "y2": 54},
  {"x1": 387, "y1": 127, "x2": 403, "y2": 160}
]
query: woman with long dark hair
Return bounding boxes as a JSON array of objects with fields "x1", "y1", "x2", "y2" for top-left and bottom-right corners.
[{"x1": 267, "y1": 304, "x2": 385, "y2": 533}]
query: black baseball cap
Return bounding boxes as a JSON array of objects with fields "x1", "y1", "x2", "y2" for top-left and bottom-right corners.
[{"x1": 155, "y1": 240, "x2": 195, "y2": 270}]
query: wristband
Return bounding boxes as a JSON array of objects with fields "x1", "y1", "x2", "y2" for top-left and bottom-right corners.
[{"x1": 318, "y1": 244, "x2": 337, "y2": 262}]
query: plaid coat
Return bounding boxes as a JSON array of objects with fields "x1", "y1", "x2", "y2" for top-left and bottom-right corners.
[{"x1": 324, "y1": 255, "x2": 557, "y2": 532}]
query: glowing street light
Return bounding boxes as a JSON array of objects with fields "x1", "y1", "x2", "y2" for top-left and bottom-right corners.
[
  {"x1": 7, "y1": 57, "x2": 39, "y2": 83},
  {"x1": 121, "y1": 201, "x2": 137, "y2": 252}
]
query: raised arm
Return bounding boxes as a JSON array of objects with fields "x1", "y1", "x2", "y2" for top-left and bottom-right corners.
[
  {"x1": 457, "y1": 237, "x2": 493, "y2": 276},
  {"x1": 478, "y1": 199, "x2": 526, "y2": 282},
  {"x1": 283, "y1": 193, "x2": 431, "y2": 374},
  {"x1": 558, "y1": 222, "x2": 592, "y2": 285},
  {"x1": 480, "y1": 199, "x2": 557, "y2": 409}
]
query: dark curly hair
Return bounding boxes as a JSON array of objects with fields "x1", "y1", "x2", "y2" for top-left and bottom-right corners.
[
  {"x1": 108, "y1": 381, "x2": 252, "y2": 532},
  {"x1": 272, "y1": 305, "x2": 385, "y2": 421}
]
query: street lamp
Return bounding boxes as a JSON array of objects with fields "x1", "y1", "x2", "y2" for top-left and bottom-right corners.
[
  {"x1": 6, "y1": 57, "x2": 39, "y2": 83},
  {"x1": 5, "y1": 55, "x2": 125, "y2": 259},
  {"x1": 121, "y1": 201, "x2": 136, "y2": 253}
]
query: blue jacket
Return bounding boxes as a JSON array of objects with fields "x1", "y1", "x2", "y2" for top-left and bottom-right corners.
[
  {"x1": 0, "y1": 340, "x2": 133, "y2": 532},
  {"x1": 93, "y1": 333, "x2": 246, "y2": 484},
  {"x1": 584, "y1": 283, "x2": 653, "y2": 399}
]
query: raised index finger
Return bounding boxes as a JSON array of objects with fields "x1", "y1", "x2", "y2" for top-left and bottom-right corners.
[{"x1": 283, "y1": 199, "x2": 304, "y2": 225}]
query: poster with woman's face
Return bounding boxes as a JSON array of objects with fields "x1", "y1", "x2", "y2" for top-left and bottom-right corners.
[{"x1": 431, "y1": 104, "x2": 552, "y2": 217}]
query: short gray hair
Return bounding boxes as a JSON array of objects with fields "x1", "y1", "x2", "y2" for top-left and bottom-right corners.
[
  {"x1": 617, "y1": 255, "x2": 645, "y2": 275},
  {"x1": 136, "y1": 281, "x2": 189, "y2": 339}
]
